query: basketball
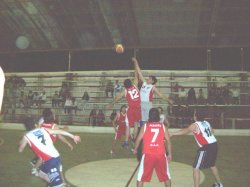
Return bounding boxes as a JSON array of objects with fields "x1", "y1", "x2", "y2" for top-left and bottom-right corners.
[{"x1": 115, "y1": 44, "x2": 124, "y2": 54}]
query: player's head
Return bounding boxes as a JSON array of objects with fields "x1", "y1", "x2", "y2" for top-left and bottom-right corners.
[
  {"x1": 194, "y1": 110, "x2": 205, "y2": 121},
  {"x1": 43, "y1": 108, "x2": 55, "y2": 124},
  {"x1": 148, "y1": 108, "x2": 160, "y2": 122},
  {"x1": 120, "y1": 104, "x2": 127, "y2": 113},
  {"x1": 24, "y1": 117, "x2": 36, "y2": 131},
  {"x1": 124, "y1": 79, "x2": 132, "y2": 88},
  {"x1": 157, "y1": 106, "x2": 163, "y2": 114},
  {"x1": 147, "y1": 75, "x2": 157, "y2": 85}
]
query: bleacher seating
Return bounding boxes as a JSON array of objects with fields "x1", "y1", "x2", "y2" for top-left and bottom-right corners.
[{"x1": 2, "y1": 70, "x2": 250, "y2": 129}]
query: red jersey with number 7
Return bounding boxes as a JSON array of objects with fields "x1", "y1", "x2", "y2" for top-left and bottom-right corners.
[
  {"x1": 143, "y1": 122, "x2": 166, "y2": 155},
  {"x1": 125, "y1": 85, "x2": 141, "y2": 108}
]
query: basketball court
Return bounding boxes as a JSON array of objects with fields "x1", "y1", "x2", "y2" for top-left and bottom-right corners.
[{"x1": 66, "y1": 158, "x2": 205, "y2": 187}]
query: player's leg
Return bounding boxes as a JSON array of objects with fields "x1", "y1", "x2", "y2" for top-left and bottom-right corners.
[
  {"x1": 210, "y1": 166, "x2": 223, "y2": 186},
  {"x1": 137, "y1": 180, "x2": 144, "y2": 187},
  {"x1": 137, "y1": 154, "x2": 154, "y2": 183},
  {"x1": 193, "y1": 168, "x2": 200, "y2": 187},
  {"x1": 155, "y1": 154, "x2": 171, "y2": 187}
]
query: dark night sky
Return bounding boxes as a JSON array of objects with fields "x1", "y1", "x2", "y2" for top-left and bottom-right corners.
[{"x1": 0, "y1": 48, "x2": 249, "y2": 72}]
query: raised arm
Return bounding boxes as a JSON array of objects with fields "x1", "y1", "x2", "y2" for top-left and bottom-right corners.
[
  {"x1": 153, "y1": 87, "x2": 173, "y2": 104},
  {"x1": 132, "y1": 57, "x2": 145, "y2": 82}
]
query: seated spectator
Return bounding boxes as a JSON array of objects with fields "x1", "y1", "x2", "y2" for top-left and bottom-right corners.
[
  {"x1": 32, "y1": 92, "x2": 40, "y2": 107},
  {"x1": 179, "y1": 87, "x2": 186, "y2": 105},
  {"x1": 18, "y1": 91, "x2": 26, "y2": 108},
  {"x1": 52, "y1": 91, "x2": 60, "y2": 108},
  {"x1": 231, "y1": 87, "x2": 240, "y2": 105},
  {"x1": 89, "y1": 109, "x2": 97, "y2": 127},
  {"x1": 105, "y1": 80, "x2": 114, "y2": 98},
  {"x1": 27, "y1": 90, "x2": 33, "y2": 107},
  {"x1": 187, "y1": 87, "x2": 196, "y2": 105},
  {"x1": 114, "y1": 80, "x2": 122, "y2": 96},
  {"x1": 39, "y1": 91, "x2": 47, "y2": 107},
  {"x1": 64, "y1": 96, "x2": 73, "y2": 114},
  {"x1": 97, "y1": 109, "x2": 105, "y2": 126},
  {"x1": 197, "y1": 88, "x2": 206, "y2": 105},
  {"x1": 110, "y1": 109, "x2": 117, "y2": 121},
  {"x1": 222, "y1": 85, "x2": 231, "y2": 105}
]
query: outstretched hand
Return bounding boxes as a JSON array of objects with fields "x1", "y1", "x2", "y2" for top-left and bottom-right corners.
[
  {"x1": 132, "y1": 57, "x2": 137, "y2": 63},
  {"x1": 73, "y1": 135, "x2": 81, "y2": 144}
]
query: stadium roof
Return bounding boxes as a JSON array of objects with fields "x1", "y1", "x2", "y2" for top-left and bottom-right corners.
[{"x1": 0, "y1": 0, "x2": 250, "y2": 53}]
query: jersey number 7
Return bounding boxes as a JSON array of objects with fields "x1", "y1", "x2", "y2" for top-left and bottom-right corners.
[{"x1": 151, "y1": 128, "x2": 159, "y2": 143}]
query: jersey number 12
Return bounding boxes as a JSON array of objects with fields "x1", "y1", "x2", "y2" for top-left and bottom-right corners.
[{"x1": 128, "y1": 89, "x2": 139, "y2": 100}]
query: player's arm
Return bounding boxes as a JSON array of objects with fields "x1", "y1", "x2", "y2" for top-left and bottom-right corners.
[
  {"x1": 164, "y1": 129, "x2": 172, "y2": 161},
  {"x1": 46, "y1": 129, "x2": 81, "y2": 144},
  {"x1": 0, "y1": 67, "x2": 5, "y2": 112},
  {"x1": 132, "y1": 57, "x2": 145, "y2": 82},
  {"x1": 18, "y1": 136, "x2": 28, "y2": 152},
  {"x1": 153, "y1": 87, "x2": 173, "y2": 104},
  {"x1": 112, "y1": 90, "x2": 125, "y2": 105},
  {"x1": 164, "y1": 117, "x2": 170, "y2": 128},
  {"x1": 53, "y1": 124, "x2": 73, "y2": 150},
  {"x1": 170, "y1": 123, "x2": 197, "y2": 137},
  {"x1": 133, "y1": 124, "x2": 145, "y2": 154}
]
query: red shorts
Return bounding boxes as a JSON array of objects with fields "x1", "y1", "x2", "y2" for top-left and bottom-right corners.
[
  {"x1": 137, "y1": 154, "x2": 171, "y2": 182},
  {"x1": 115, "y1": 125, "x2": 126, "y2": 140},
  {"x1": 125, "y1": 106, "x2": 141, "y2": 127}
]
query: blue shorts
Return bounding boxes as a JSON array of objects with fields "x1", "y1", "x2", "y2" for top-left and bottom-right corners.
[{"x1": 41, "y1": 157, "x2": 63, "y2": 187}]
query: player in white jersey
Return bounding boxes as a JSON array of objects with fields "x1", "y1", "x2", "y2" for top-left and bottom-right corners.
[
  {"x1": 170, "y1": 110, "x2": 223, "y2": 187},
  {"x1": 132, "y1": 57, "x2": 173, "y2": 124},
  {"x1": 19, "y1": 117, "x2": 81, "y2": 187}
]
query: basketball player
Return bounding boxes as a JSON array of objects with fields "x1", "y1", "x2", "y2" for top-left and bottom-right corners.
[
  {"x1": 0, "y1": 66, "x2": 5, "y2": 111},
  {"x1": 170, "y1": 110, "x2": 223, "y2": 187},
  {"x1": 132, "y1": 57, "x2": 173, "y2": 125},
  {"x1": 110, "y1": 105, "x2": 127, "y2": 154},
  {"x1": 31, "y1": 108, "x2": 73, "y2": 186},
  {"x1": 19, "y1": 117, "x2": 81, "y2": 187},
  {"x1": 111, "y1": 69, "x2": 141, "y2": 148},
  {"x1": 134, "y1": 108, "x2": 172, "y2": 187}
]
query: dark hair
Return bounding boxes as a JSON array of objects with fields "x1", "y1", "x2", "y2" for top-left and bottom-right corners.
[
  {"x1": 120, "y1": 104, "x2": 127, "y2": 112},
  {"x1": 195, "y1": 110, "x2": 205, "y2": 121},
  {"x1": 24, "y1": 117, "x2": 35, "y2": 131},
  {"x1": 124, "y1": 79, "x2": 132, "y2": 88},
  {"x1": 158, "y1": 106, "x2": 163, "y2": 113},
  {"x1": 42, "y1": 108, "x2": 54, "y2": 124},
  {"x1": 148, "y1": 108, "x2": 160, "y2": 122},
  {"x1": 149, "y1": 76, "x2": 157, "y2": 85}
]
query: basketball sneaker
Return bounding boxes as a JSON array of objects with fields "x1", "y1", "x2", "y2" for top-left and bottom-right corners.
[
  {"x1": 212, "y1": 183, "x2": 223, "y2": 187},
  {"x1": 31, "y1": 168, "x2": 39, "y2": 176}
]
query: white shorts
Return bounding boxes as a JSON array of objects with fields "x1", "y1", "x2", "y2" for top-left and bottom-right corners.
[{"x1": 141, "y1": 102, "x2": 153, "y2": 121}]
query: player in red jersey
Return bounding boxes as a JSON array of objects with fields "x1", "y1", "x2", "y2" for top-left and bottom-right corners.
[
  {"x1": 111, "y1": 69, "x2": 141, "y2": 148},
  {"x1": 170, "y1": 110, "x2": 223, "y2": 187},
  {"x1": 0, "y1": 66, "x2": 5, "y2": 112},
  {"x1": 19, "y1": 117, "x2": 81, "y2": 187},
  {"x1": 134, "y1": 108, "x2": 172, "y2": 187},
  {"x1": 110, "y1": 105, "x2": 127, "y2": 154}
]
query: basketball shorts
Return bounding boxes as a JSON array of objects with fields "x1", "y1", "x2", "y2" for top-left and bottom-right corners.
[
  {"x1": 125, "y1": 106, "x2": 141, "y2": 127},
  {"x1": 115, "y1": 125, "x2": 126, "y2": 140},
  {"x1": 40, "y1": 157, "x2": 63, "y2": 187},
  {"x1": 141, "y1": 102, "x2": 153, "y2": 122},
  {"x1": 137, "y1": 154, "x2": 171, "y2": 182},
  {"x1": 193, "y1": 142, "x2": 218, "y2": 169}
]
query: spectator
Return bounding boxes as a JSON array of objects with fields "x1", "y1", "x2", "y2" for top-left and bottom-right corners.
[
  {"x1": 32, "y1": 92, "x2": 40, "y2": 107},
  {"x1": 105, "y1": 80, "x2": 114, "y2": 97},
  {"x1": 89, "y1": 109, "x2": 97, "y2": 127},
  {"x1": 173, "y1": 83, "x2": 180, "y2": 102},
  {"x1": 64, "y1": 96, "x2": 73, "y2": 114},
  {"x1": 179, "y1": 87, "x2": 186, "y2": 105},
  {"x1": 222, "y1": 85, "x2": 231, "y2": 105},
  {"x1": 197, "y1": 88, "x2": 206, "y2": 105},
  {"x1": 231, "y1": 87, "x2": 240, "y2": 105},
  {"x1": 79, "y1": 91, "x2": 90, "y2": 111},
  {"x1": 208, "y1": 87, "x2": 216, "y2": 105},
  {"x1": 18, "y1": 91, "x2": 26, "y2": 108},
  {"x1": 114, "y1": 80, "x2": 122, "y2": 96},
  {"x1": 27, "y1": 90, "x2": 33, "y2": 107},
  {"x1": 187, "y1": 87, "x2": 196, "y2": 105},
  {"x1": 97, "y1": 109, "x2": 105, "y2": 126},
  {"x1": 110, "y1": 109, "x2": 117, "y2": 121},
  {"x1": 71, "y1": 97, "x2": 78, "y2": 114},
  {"x1": 52, "y1": 91, "x2": 60, "y2": 108},
  {"x1": 39, "y1": 91, "x2": 46, "y2": 107}
]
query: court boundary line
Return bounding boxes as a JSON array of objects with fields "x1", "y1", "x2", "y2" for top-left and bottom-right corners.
[{"x1": 1, "y1": 123, "x2": 250, "y2": 136}]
